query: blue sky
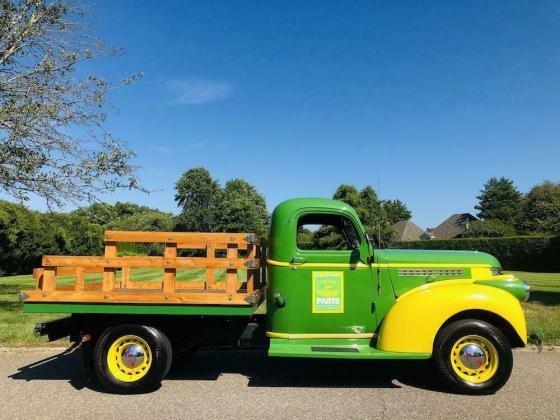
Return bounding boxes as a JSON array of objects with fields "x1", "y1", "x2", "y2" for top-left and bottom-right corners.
[{"x1": 18, "y1": 1, "x2": 560, "y2": 228}]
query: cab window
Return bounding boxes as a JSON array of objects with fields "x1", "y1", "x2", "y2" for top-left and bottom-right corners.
[{"x1": 297, "y1": 214, "x2": 360, "y2": 251}]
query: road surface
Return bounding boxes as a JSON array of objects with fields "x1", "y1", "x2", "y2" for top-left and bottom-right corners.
[{"x1": 1, "y1": 347, "x2": 558, "y2": 419}]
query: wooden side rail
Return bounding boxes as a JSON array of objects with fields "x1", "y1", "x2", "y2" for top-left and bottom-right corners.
[
  {"x1": 41, "y1": 256, "x2": 255, "y2": 269},
  {"x1": 24, "y1": 230, "x2": 264, "y2": 306},
  {"x1": 104, "y1": 231, "x2": 258, "y2": 249}
]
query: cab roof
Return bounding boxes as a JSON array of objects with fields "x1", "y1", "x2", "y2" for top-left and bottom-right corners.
[{"x1": 273, "y1": 198, "x2": 355, "y2": 215}]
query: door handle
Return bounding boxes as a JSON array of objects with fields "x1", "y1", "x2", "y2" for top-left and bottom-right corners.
[{"x1": 290, "y1": 256, "x2": 307, "y2": 265}]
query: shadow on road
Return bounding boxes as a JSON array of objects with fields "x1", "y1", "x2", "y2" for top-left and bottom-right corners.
[
  {"x1": 8, "y1": 345, "x2": 100, "y2": 391},
  {"x1": 9, "y1": 346, "x2": 445, "y2": 394}
]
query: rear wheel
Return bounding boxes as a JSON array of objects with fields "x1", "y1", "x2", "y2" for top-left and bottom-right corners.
[
  {"x1": 93, "y1": 324, "x2": 172, "y2": 393},
  {"x1": 433, "y1": 319, "x2": 512, "y2": 394}
]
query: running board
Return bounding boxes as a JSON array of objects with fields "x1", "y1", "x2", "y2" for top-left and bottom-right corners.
[{"x1": 269, "y1": 338, "x2": 430, "y2": 360}]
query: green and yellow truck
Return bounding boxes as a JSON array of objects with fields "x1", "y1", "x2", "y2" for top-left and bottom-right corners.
[{"x1": 21, "y1": 198, "x2": 540, "y2": 394}]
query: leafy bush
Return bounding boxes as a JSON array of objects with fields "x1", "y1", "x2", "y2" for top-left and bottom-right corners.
[
  {"x1": 464, "y1": 219, "x2": 517, "y2": 238},
  {"x1": 391, "y1": 236, "x2": 560, "y2": 272}
]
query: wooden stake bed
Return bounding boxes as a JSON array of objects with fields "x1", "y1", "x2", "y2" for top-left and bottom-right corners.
[{"x1": 22, "y1": 231, "x2": 264, "y2": 306}]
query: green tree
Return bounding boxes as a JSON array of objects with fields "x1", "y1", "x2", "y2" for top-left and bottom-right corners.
[
  {"x1": 518, "y1": 181, "x2": 560, "y2": 234},
  {"x1": 333, "y1": 185, "x2": 360, "y2": 208},
  {"x1": 61, "y1": 214, "x2": 104, "y2": 256},
  {"x1": 331, "y1": 184, "x2": 394, "y2": 245},
  {"x1": 463, "y1": 219, "x2": 517, "y2": 238},
  {"x1": 108, "y1": 210, "x2": 173, "y2": 236},
  {"x1": 174, "y1": 167, "x2": 222, "y2": 232},
  {"x1": 0, "y1": 0, "x2": 143, "y2": 206},
  {"x1": 216, "y1": 178, "x2": 269, "y2": 236},
  {"x1": 0, "y1": 200, "x2": 62, "y2": 274},
  {"x1": 382, "y1": 199, "x2": 412, "y2": 224},
  {"x1": 475, "y1": 177, "x2": 522, "y2": 224},
  {"x1": 72, "y1": 203, "x2": 118, "y2": 225},
  {"x1": 357, "y1": 186, "x2": 394, "y2": 245}
]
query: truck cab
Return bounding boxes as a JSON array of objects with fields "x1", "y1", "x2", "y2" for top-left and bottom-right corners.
[{"x1": 264, "y1": 198, "x2": 532, "y2": 393}]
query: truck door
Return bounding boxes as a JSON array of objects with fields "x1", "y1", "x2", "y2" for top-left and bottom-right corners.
[{"x1": 285, "y1": 211, "x2": 376, "y2": 337}]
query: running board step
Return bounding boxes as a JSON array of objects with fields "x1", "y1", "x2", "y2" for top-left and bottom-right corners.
[
  {"x1": 269, "y1": 338, "x2": 430, "y2": 360},
  {"x1": 311, "y1": 346, "x2": 359, "y2": 353}
]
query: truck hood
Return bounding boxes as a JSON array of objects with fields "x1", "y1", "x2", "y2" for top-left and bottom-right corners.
[{"x1": 375, "y1": 249, "x2": 500, "y2": 268}]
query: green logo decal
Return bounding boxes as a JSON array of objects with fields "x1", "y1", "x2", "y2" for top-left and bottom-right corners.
[{"x1": 312, "y1": 271, "x2": 344, "y2": 313}]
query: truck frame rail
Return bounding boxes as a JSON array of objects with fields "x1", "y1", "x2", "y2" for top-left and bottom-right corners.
[{"x1": 22, "y1": 231, "x2": 264, "y2": 306}]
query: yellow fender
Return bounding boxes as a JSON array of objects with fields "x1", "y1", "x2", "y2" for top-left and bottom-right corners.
[{"x1": 377, "y1": 280, "x2": 527, "y2": 354}]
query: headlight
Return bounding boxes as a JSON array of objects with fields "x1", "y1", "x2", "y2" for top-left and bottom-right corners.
[
  {"x1": 491, "y1": 267, "x2": 503, "y2": 276},
  {"x1": 522, "y1": 280, "x2": 530, "y2": 302}
]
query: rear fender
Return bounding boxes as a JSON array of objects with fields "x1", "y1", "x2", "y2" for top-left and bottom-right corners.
[{"x1": 377, "y1": 280, "x2": 527, "y2": 354}]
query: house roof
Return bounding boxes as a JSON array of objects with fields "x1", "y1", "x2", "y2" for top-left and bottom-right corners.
[
  {"x1": 393, "y1": 220, "x2": 425, "y2": 241},
  {"x1": 431, "y1": 213, "x2": 478, "y2": 239}
]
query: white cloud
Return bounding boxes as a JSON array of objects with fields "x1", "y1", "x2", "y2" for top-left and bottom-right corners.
[
  {"x1": 152, "y1": 146, "x2": 172, "y2": 154},
  {"x1": 167, "y1": 79, "x2": 232, "y2": 105},
  {"x1": 151, "y1": 141, "x2": 210, "y2": 154}
]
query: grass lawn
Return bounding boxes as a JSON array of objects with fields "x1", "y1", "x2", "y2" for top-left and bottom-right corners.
[{"x1": 1, "y1": 270, "x2": 559, "y2": 346}]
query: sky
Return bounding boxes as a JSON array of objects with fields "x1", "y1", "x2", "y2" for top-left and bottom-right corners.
[{"x1": 14, "y1": 0, "x2": 560, "y2": 228}]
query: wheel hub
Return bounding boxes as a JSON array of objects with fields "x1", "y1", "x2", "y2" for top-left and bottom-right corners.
[
  {"x1": 107, "y1": 335, "x2": 152, "y2": 382},
  {"x1": 120, "y1": 344, "x2": 145, "y2": 369},
  {"x1": 450, "y1": 335, "x2": 499, "y2": 384},
  {"x1": 458, "y1": 343, "x2": 486, "y2": 370}
]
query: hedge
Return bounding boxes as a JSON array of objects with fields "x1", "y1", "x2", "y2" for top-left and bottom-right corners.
[{"x1": 391, "y1": 236, "x2": 560, "y2": 272}]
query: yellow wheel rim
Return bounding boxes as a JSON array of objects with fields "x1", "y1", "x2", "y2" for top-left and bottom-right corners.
[
  {"x1": 107, "y1": 335, "x2": 152, "y2": 382},
  {"x1": 450, "y1": 335, "x2": 498, "y2": 384}
]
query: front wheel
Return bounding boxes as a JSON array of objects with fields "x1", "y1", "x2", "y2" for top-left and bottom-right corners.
[
  {"x1": 93, "y1": 324, "x2": 172, "y2": 393},
  {"x1": 433, "y1": 319, "x2": 513, "y2": 394}
]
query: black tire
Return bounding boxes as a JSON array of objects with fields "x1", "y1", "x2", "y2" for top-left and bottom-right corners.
[
  {"x1": 93, "y1": 324, "x2": 172, "y2": 394},
  {"x1": 433, "y1": 319, "x2": 513, "y2": 395}
]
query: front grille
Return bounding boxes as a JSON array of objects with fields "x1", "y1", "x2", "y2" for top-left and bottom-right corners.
[{"x1": 397, "y1": 268, "x2": 463, "y2": 277}]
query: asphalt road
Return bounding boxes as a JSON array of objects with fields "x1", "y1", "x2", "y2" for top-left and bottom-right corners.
[{"x1": 1, "y1": 347, "x2": 558, "y2": 419}]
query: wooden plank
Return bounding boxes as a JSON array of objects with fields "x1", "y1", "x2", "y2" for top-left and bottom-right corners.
[
  {"x1": 75, "y1": 268, "x2": 85, "y2": 291},
  {"x1": 226, "y1": 244, "x2": 238, "y2": 295},
  {"x1": 255, "y1": 245, "x2": 263, "y2": 289},
  {"x1": 246, "y1": 244, "x2": 256, "y2": 294},
  {"x1": 121, "y1": 267, "x2": 131, "y2": 288},
  {"x1": 55, "y1": 266, "x2": 103, "y2": 276},
  {"x1": 163, "y1": 243, "x2": 177, "y2": 293},
  {"x1": 104, "y1": 231, "x2": 258, "y2": 246},
  {"x1": 33, "y1": 268, "x2": 44, "y2": 289},
  {"x1": 42, "y1": 255, "x2": 254, "y2": 270},
  {"x1": 22, "y1": 289, "x2": 253, "y2": 306},
  {"x1": 119, "y1": 280, "x2": 163, "y2": 290},
  {"x1": 103, "y1": 241, "x2": 117, "y2": 292},
  {"x1": 177, "y1": 242, "x2": 247, "y2": 250},
  {"x1": 117, "y1": 281, "x2": 209, "y2": 291},
  {"x1": 175, "y1": 281, "x2": 206, "y2": 290},
  {"x1": 42, "y1": 267, "x2": 56, "y2": 292},
  {"x1": 206, "y1": 244, "x2": 215, "y2": 290}
]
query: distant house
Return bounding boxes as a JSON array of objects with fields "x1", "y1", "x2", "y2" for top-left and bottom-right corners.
[
  {"x1": 431, "y1": 213, "x2": 478, "y2": 239},
  {"x1": 393, "y1": 220, "x2": 427, "y2": 241}
]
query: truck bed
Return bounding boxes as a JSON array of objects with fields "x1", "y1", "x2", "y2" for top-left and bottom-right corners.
[{"x1": 21, "y1": 231, "x2": 265, "y2": 314}]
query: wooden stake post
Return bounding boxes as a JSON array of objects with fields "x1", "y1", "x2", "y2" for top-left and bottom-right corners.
[{"x1": 25, "y1": 231, "x2": 263, "y2": 306}]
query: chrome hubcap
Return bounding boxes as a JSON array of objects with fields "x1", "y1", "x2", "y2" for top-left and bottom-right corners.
[
  {"x1": 120, "y1": 344, "x2": 145, "y2": 369},
  {"x1": 458, "y1": 343, "x2": 487, "y2": 370}
]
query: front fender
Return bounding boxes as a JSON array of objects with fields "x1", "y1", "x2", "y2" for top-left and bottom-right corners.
[{"x1": 377, "y1": 280, "x2": 527, "y2": 354}]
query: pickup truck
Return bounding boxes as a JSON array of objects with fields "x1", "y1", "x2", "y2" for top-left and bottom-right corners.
[{"x1": 21, "y1": 198, "x2": 539, "y2": 394}]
